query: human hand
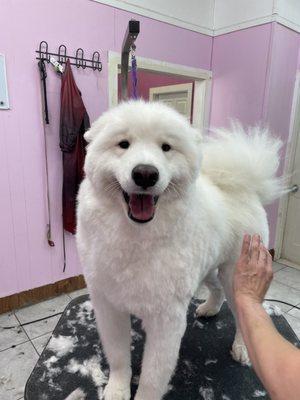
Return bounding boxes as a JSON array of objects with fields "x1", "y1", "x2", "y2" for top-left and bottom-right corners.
[{"x1": 234, "y1": 234, "x2": 274, "y2": 306}]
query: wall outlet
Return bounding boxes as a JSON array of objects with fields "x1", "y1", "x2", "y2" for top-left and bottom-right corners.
[{"x1": 0, "y1": 54, "x2": 10, "y2": 110}]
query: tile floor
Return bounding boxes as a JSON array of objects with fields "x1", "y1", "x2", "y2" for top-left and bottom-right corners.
[
  {"x1": 0, "y1": 288, "x2": 88, "y2": 400},
  {"x1": 0, "y1": 264, "x2": 300, "y2": 400}
]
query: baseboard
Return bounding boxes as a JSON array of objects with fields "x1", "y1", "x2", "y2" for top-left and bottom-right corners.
[
  {"x1": 276, "y1": 258, "x2": 300, "y2": 270},
  {"x1": 0, "y1": 275, "x2": 86, "y2": 315}
]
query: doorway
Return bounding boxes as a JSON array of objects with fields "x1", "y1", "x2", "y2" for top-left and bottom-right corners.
[
  {"x1": 108, "y1": 52, "x2": 212, "y2": 132},
  {"x1": 275, "y1": 72, "x2": 300, "y2": 269}
]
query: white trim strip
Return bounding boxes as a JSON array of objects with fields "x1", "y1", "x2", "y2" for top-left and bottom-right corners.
[
  {"x1": 213, "y1": 15, "x2": 276, "y2": 36},
  {"x1": 276, "y1": 258, "x2": 300, "y2": 271}
]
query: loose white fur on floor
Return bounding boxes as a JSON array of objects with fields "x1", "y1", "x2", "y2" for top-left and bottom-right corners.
[{"x1": 77, "y1": 101, "x2": 284, "y2": 400}]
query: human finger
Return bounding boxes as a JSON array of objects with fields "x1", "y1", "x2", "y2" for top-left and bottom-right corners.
[
  {"x1": 250, "y1": 234, "x2": 261, "y2": 261},
  {"x1": 258, "y1": 243, "x2": 268, "y2": 266},
  {"x1": 266, "y1": 250, "x2": 274, "y2": 277},
  {"x1": 240, "y1": 234, "x2": 251, "y2": 258}
]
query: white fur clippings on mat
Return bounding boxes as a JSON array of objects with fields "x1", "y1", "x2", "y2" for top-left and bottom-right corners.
[
  {"x1": 204, "y1": 359, "x2": 218, "y2": 366},
  {"x1": 253, "y1": 389, "x2": 267, "y2": 397},
  {"x1": 47, "y1": 335, "x2": 78, "y2": 357},
  {"x1": 64, "y1": 388, "x2": 86, "y2": 400},
  {"x1": 76, "y1": 300, "x2": 93, "y2": 325},
  {"x1": 199, "y1": 386, "x2": 215, "y2": 399},
  {"x1": 66, "y1": 356, "x2": 108, "y2": 388}
]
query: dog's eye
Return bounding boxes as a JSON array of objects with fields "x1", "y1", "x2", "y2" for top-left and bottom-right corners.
[
  {"x1": 162, "y1": 143, "x2": 171, "y2": 152},
  {"x1": 118, "y1": 140, "x2": 130, "y2": 149}
]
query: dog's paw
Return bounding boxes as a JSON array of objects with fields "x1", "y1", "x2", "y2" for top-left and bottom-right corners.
[
  {"x1": 195, "y1": 301, "x2": 221, "y2": 317},
  {"x1": 231, "y1": 341, "x2": 251, "y2": 366},
  {"x1": 104, "y1": 378, "x2": 131, "y2": 400}
]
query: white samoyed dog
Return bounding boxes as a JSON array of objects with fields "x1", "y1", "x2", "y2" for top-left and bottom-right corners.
[{"x1": 76, "y1": 100, "x2": 283, "y2": 400}]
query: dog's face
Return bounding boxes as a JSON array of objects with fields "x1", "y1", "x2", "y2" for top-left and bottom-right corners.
[{"x1": 84, "y1": 101, "x2": 202, "y2": 224}]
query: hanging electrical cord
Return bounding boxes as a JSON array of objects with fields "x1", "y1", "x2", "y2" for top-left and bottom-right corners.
[{"x1": 264, "y1": 299, "x2": 300, "y2": 310}]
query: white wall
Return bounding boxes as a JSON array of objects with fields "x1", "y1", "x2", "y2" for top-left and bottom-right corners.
[
  {"x1": 92, "y1": 0, "x2": 300, "y2": 35},
  {"x1": 214, "y1": 0, "x2": 274, "y2": 34}
]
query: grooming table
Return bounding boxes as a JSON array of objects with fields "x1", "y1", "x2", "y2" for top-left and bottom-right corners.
[{"x1": 25, "y1": 295, "x2": 299, "y2": 400}]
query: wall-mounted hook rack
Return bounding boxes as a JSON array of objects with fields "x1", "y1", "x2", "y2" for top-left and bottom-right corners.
[{"x1": 35, "y1": 41, "x2": 102, "y2": 71}]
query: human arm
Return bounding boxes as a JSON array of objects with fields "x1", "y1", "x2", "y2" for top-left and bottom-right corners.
[{"x1": 234, "y1": 234, "x2": 300, "y2": 400}]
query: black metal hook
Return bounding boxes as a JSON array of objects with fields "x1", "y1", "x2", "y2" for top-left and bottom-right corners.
[
  {"x1": 39, "y1": 41, "x2": 50, "y2": 63},
  {"x1": 58, "y1": 44, "x2": 67, "y2": 64},
  {"x1": 92, "y1": 51, "x2": 101, "y2": 71},
  {"x1": 75, "y1": 48, "x2": 86, "y2": 69}
]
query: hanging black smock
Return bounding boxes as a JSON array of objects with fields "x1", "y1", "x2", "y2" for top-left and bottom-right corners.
[{"x1": 60, "y1": 60, "x2": 90, "y2": 234}]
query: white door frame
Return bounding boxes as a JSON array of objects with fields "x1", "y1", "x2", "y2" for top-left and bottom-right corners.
[
  {"x1": 108, "y1": 51, "x2": 212, "y2": 133},
  {"x1": 149, "y1": 82, "x2": 193, "y2": 99},
  {"x1": 149, "y1": 83, "x2": 193, "y2": 118},
  {"x1": 274, "y1": 70, "x2": 300, "y2": 267}
]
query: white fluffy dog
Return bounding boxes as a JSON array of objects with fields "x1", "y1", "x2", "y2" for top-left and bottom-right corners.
[{"x1": 76, "y1": 101, "x2": 283, "y2": 400}]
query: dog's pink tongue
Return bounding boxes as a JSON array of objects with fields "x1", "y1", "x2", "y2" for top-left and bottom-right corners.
[{"x1": 129, "y1": 194, "x2": 155, "y2": 221}]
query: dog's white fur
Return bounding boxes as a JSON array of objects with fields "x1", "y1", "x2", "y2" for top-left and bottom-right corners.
[{"x1": 76, "y1": 101, "x2": 283, "y2": 400}]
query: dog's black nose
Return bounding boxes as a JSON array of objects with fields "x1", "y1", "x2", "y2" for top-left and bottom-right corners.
[{"x1": 132, "y1": 164, "x2": 159, "y2": 189}]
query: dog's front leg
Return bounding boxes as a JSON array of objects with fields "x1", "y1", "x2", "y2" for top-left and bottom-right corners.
[
  {"x1": 135, "y1": 312, "x2": 187, "y2": 400},
  {"x1": 91, "y1": 292, "x2": 132, "y2": 400}
]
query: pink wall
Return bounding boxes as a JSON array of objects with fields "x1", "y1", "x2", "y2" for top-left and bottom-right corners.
[
  {"x1": 262, "y1": 24, "x2": 299, "y2": 246},
  {"x1": 210, "y1": 24, "x2": 273, "y2": 127},
  {"x1": 1, "y1": 0, "x2": 299, "y2": 298},
  {"x1": 0, "y1": 0, "x2": 212, "y2": 297},
  {"x1": 210, "y1": 23, "x2": 300, "y2": 247},
  {"x1": 263, "y1": 24, "x2": 299, "y2": 147}
]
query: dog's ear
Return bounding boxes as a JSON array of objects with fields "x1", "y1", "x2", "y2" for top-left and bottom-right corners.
[{"x1": 84, "y1": 113, "x2": 109, "y2": 143}]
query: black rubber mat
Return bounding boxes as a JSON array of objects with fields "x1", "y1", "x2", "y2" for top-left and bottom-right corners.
[{"x1": 25, "y1": 295, "x2": 299, "y2": 400}]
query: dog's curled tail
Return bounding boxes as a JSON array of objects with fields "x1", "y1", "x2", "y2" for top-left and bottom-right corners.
[{"x1": 201, "y1": 122, "x2": 286, "y2": 205}]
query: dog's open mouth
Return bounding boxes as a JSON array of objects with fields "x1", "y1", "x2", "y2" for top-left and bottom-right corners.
[{"x1": 122, "y1": 191, "x2": 159, "y2": 223}]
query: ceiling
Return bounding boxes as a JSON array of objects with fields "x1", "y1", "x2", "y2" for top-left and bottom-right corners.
[{"x1": 92, "y1": 0, "x2": 300, "y2": 35}]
